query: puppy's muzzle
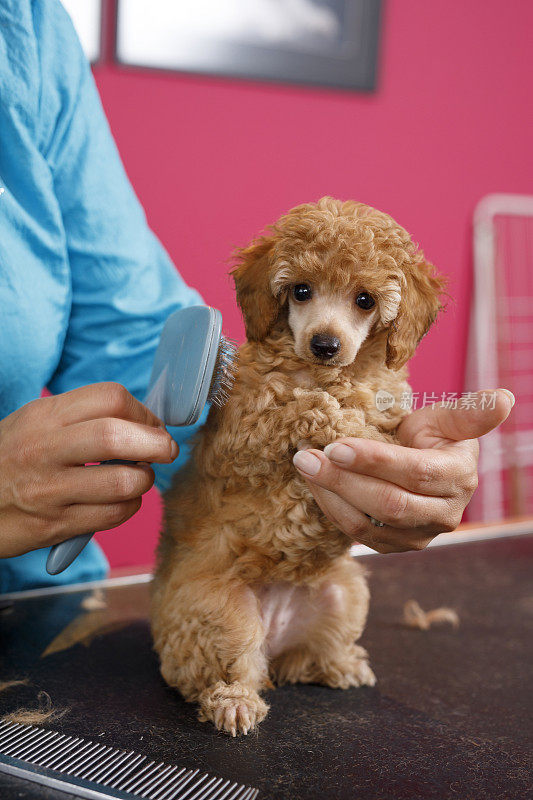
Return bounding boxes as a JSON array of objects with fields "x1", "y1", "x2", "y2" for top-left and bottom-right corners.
[{"x1": 310, "y1": 334, "x2": 341, "y2": 360}]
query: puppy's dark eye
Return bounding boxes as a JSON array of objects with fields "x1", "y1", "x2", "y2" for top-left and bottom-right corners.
[
  {"x1": 356, "y1": 292, "x2": 375, "y2": 310},
  {"x1": 293, "y1": 284, "x2": 312, "y2": 302}
]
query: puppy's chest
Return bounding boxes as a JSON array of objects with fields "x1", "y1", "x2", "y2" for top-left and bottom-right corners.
[{"x1": 253, "y1": 381, "x2": 368, "y2": 450}]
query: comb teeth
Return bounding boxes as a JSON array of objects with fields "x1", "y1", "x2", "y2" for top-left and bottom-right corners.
[
  {"x1": 0, "y1": 721, "x2": 258, "y2": 799},
  {"x1": 208, "y1": 336, "x2": 238, "y2": 409}
]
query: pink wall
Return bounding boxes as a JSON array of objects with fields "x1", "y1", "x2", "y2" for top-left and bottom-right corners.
[{"x1": 93, "y1": 0, "x2": 533, "y2": 567}]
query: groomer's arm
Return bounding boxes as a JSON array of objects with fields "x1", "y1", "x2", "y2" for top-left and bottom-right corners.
[
  {"x1": 293, "y1": 389, "x2": 514, "y2": 553},
  {"x1": 38, "y1": 1, "x2": 204, "y2": 493}
]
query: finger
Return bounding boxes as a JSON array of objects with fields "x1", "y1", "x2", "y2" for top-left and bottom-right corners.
[
  {"x1": 31, "y1": 497, "x2": 144, "y2": 547},
  {"x1": 362, "y1": 533, "x2": 437, "y2": 554},
  {"x1": 48, "y1": 383, "x2": 164, "y2": 429},
  {"x1": 305, "y1": 481, "x2": 370, "y2": 538},
  {"x1": 51, "y1": 418, "x2": 178, "y2": 465},
  {"x1": 398, "y1": 388, "x2": 515, "y2": 447},
  {"x1": 322, "y1": 437, "x2": 473, "y2": 496},
  {"x1": 306, "y1": 482, "x2": 436, "y2": 553},
  {"x1": 0, "y1": 497, "x2": 143, "y2": 555},
  {"x1": 56, "y1": 497, "x2": 143, "y2": 539},
  {"x1": 55, "y1": 464, "x2": 155, "y2": 505},
  {"x1": 293, "y1": 450, "x2": 460, "y2": 531}
]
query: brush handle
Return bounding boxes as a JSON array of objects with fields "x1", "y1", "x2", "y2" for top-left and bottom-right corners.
[
  {"x1": 46, "y1": 532, "x2": 95, "y2": 575},
  {"x1": 46, "y1": 460, "x2": 131, "y2": 575}
]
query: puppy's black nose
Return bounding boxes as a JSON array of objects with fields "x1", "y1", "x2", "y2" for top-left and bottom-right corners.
[{"x1": 310, "y1": 334, "x2": 341, "y2": 360}]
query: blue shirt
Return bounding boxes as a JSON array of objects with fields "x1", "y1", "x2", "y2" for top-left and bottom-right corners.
[{"x1": 0, "y1": 0, "x2": 205, "y2": 592}]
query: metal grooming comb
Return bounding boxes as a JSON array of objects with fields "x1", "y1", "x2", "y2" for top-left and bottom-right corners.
[{"x1": 0, "y1": 721, "x2": 258, "y2": 800}]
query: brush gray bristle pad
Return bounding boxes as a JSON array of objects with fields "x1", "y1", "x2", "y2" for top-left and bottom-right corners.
[
  {"x1": 209, "y1": 336, "x2": 238, "y2": 408},
  {"x1": 0, "y1": 721, "x2": 258, "y2": 799}
]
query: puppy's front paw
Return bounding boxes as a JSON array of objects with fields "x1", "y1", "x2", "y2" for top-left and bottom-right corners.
[{"x1": 198, "y1": 681, "x2": 269, "y2": 736}]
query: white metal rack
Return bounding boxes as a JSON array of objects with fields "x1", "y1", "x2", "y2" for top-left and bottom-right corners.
[{"x1": 466, "y1": 194, "x2": 533, "y2": 522}]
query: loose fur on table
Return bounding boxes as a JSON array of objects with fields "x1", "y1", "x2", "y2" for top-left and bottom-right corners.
[
  {"x1": 1, "y1": 690, "x2": 68, "y2": 726},
  {"x1": 402, "y1": 600, "x2": 460, "y2": 630},
  {"x1": 80, "y1": 588, "x2": 107, "y2": 611},
  {"x1": 152, "y1": 197, "x2": 446, "y2": 736},
  {"x1": 0, "y1": 679, "x2": 28, "y2": 694}
]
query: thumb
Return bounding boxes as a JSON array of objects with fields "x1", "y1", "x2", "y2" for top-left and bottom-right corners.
[{"x1": 400, "y1": 389, "x2": 515, "y2": 446}]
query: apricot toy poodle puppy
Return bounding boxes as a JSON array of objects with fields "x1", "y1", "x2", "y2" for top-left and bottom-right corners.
[{"x1": 151, "y1": 197, "x2": 445, "y2": 736}]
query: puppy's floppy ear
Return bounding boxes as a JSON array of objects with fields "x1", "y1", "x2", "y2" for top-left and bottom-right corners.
[
  {"x1": 386, "y1": 254, "x2": 446, "y2": 370},
  {"x1": 231, "y1": 234, "x2": 279, "y2": 341}
]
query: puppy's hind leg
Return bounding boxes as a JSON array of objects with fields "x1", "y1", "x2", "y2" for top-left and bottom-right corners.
[
  {"x1": 152, "y1": 576, "x2": 269, "y2": 736},
  {"x1": 272, "y1": 557, "x2": 376, "y2": 690}
]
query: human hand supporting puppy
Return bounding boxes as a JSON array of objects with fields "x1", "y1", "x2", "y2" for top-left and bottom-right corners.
[{"x1": 293, "y1": 388, "x2": 514, "y2": 553}]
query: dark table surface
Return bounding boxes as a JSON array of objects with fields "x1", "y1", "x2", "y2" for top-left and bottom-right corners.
[{"x1": 0, "y1": 534, "x2": 532, "y2": 800}]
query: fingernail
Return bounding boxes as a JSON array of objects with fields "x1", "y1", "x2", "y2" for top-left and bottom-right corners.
[
  {"x1": 170, "y1": 439, "x2": 179, "y2": 459},
  {"x1": 324, "y1": 443, "x2": 354, "y2": 465},
  {"x1": 293, "y1": 450, "x2": 321, "y2": 476},
  {"x1": 500, "y1": 388, "x2": 516, "y2": 408}
]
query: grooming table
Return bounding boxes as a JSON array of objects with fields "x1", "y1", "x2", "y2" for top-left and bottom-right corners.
[{"x1": 0, "y1": 532, "x2": 531, "y2": 800}]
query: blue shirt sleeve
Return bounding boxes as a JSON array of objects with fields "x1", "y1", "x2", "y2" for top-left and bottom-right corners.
[{"x1": 36, "y1": 1, "x2": 206, "y2": 492}]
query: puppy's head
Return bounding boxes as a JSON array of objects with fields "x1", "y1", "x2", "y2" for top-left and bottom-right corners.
[{"x1": 232, "y1": 197, "x2": 445, "y2": 370}]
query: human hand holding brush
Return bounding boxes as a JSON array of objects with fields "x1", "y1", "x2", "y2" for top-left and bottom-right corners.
[
  {"x1": 0, "y1": 383, "x2": 177, "y2": 559},
  {"x1": 0, "y1": 307, "x2": 234, "y2": 567},
  {"x1": 293, "y1": 388, "x2": 515, "y2": 553}
]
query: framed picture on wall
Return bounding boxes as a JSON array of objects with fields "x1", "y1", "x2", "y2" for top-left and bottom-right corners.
[
  {"x1": 61, "y1": 0, "x2": 103, "y2": 64},
  {"x1": 115, "y1": 0, "x2": 382, "y2": 91}
]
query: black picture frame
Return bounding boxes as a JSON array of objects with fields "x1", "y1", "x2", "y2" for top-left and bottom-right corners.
[{"x1": 115, "y1": 0, "x2": 382, "y2": 92}]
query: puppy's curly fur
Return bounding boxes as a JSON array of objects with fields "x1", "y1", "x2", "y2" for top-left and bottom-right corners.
[{"x1": 151, "y1": 197, "x2": 445, "y2": 736}]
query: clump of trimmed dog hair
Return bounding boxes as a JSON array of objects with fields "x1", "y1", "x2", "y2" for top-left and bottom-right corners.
[
  {"x1": 402, "y1": 600, "x2": 459, "y2": 631},
  {"x1": 2, "y1": 691, "x2": 69, "y2": 726},
  {"x1": 0, "y1": 679, "x2": 28, "y2": 693},
  {"x1": 80, "y1": 588, "x2": 107, "y2": 611}
]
